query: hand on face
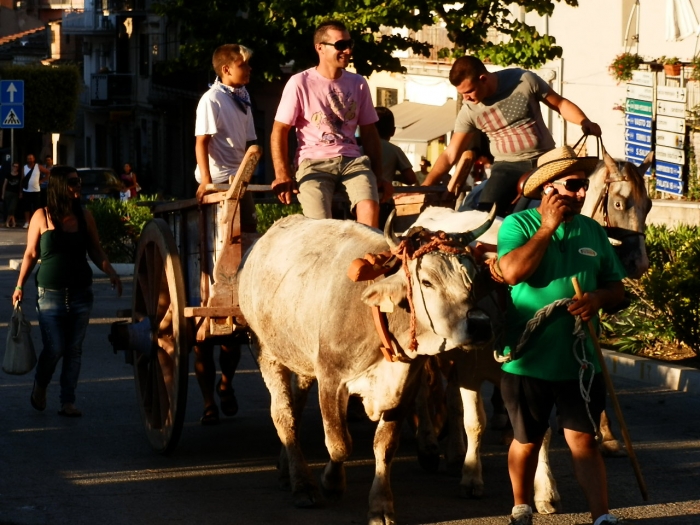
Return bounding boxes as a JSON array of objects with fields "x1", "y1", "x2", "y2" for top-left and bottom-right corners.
[{"x1": 539, "y1": 173, "x2": 587, "y2": 231}]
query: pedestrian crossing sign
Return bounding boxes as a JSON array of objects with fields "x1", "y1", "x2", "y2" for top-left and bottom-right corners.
[{"x1": 0, "y1": 105, "x2": 23, "y2": 128}]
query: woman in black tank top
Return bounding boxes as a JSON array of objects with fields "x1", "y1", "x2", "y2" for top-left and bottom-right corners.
[{"x1": 12, "y1": 166, "x2": 123, "y2": 417}]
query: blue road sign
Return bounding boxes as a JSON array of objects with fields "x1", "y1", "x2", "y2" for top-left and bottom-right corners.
[
  {"x1": 0, "y1": 80, "x2": 24, "y2": 105},
  {"x1": 625, "y1": 156, "x2": 652, "y2": 176},
  {"x1": 656, "y1": 160, "x2": 683, "y2": 180},
  {"x1": 625, "y1": 142, "x2": 651, "y2": 158},
  {"x1": 624, "y1": 128, "x2": 652, "y2": 145},
  {"x1": 625, "y1": 114, "x2": 652, "y2": 130},
  {"x1": 0, "y1": 105, "x2": 23, "y2": 128},
  {"x1": 656, "y1": 174, "x2": 683, "y2": 195}
]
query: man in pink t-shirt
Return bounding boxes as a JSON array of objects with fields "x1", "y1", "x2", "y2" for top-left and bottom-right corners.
[{"x1": 271, "y1": 20, "x2": 391, "y2": 228}]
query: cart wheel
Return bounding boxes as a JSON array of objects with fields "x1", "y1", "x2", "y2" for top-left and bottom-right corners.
[{"x1": 132, "y1": 218, "x2": 190, "y2": 454}]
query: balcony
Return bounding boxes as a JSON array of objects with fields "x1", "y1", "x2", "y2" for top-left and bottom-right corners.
[
  {"x1": 90, "y1": 73, "x2": 132, "y2": 106},
  {"x1": 63, "y1": 10, "x2": 115, "y2": 34}
]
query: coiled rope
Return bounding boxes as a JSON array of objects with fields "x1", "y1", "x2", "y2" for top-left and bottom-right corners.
[{"x1": 495, "y1": 298, "x2": 600, "y2": 438}]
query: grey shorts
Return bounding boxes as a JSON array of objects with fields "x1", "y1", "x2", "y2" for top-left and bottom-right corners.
[{"x1": 295, "y1": 156, "x2": 379, "y2": 219}]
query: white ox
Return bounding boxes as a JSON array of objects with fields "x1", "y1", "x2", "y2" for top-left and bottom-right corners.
[{"x1": 238, "y1": 209, "x2": 496, "y2": 525}]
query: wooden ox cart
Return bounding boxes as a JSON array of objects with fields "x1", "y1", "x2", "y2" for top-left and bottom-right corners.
[{"x1": 109, "y1": 146, "x2": 477, "y2": 454}]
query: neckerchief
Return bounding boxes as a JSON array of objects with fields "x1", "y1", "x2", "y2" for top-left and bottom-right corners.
[{"x1": 211, "y1": 77, "x2": 251, "y2": 114}]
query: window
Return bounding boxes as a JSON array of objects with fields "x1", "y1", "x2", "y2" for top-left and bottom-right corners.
[
  {"x1": 139, "y1": 34, "x2": 149, "y2": 77},
  {"x1": 377, "y1": 87, "x2": 398, "y2": 108}
]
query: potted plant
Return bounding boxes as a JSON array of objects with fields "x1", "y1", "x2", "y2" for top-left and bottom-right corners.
[
  {"x1": 690, "y1": 55, "x2": 700, "y2": 81},
  {"x1": 608, "y1": 52, "x2": 643, "y2": 82},
  {"x1": 661, "y1": 56, "x2": 682, "y2": 76}
]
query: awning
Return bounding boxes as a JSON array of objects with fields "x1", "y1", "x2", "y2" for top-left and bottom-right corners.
[{"x1": 390, "y1": 100, "x2": 458, "y2": 143}]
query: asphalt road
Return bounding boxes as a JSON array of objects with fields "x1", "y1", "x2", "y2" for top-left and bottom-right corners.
[{"x1": 0, "y1": 226, "x2": 699, "y2": 525}]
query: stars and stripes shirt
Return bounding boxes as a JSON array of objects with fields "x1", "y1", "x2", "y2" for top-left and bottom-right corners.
[{"x1": 455, "y1": 69, "x2": 555, "y2": 162}]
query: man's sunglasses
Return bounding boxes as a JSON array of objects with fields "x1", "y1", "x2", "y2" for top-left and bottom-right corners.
[
  {"x1": 320, "y1": 39, "x2": 354, "y2": 51},
  {"x1": 67, "y1": 177, "x2": 82, "y2": 188},
  {"x1": 551, "y1": 179, "x2": 589, "y2": 192}
]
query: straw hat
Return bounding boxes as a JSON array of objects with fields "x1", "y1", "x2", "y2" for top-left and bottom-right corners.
[{"x1": 522, "y1": 146, "x2": 600, "y2": 198}]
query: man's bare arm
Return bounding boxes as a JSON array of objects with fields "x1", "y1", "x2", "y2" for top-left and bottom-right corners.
[
  {"x1": 543, "y1": 90, "x2": 602, "y2": 136},
  {"x1": 421, "y1": 131, "x2": 474, "y2": 186},
  {"x1": 270, "y1": 120, "x2": 296, "y2": 205}
]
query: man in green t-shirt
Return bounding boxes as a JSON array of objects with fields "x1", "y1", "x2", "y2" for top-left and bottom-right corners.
[{"x1": 496, "y1": 146, "x2": 626, "y2": 525}]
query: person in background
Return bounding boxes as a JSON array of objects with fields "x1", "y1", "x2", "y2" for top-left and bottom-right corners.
[
  {"x1": 120, "y1": 163, "x2": 139, "y2": 199},
  {"x1": 193, "y1": 43, "x2": 256, "y2": 425},
  {"x1": 13, "y1": 165, "x2": 122, "y2": 417},
  {"x1": 2, "y1": 161, "x2": 21, "y2": 227},
  {"x1": 416, "y1": 157, "x2": 431, "y2": 185},
  {"x1": 39, "y1": 155, "x2": 53, "y2": 207},
  {"x1": 22, "y1": 154, "x2": 50, "y2": 228},
  {"x1": 374, "y1": 106, "x2": 417, "y2": 186}
]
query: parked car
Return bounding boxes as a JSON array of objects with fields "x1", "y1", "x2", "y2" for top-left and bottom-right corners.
[{"x1": 75, "y1": 167, "x2": 122, "y2": 202}]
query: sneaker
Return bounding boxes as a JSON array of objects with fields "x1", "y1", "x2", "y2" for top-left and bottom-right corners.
[
  {"x1": 22, "y1": 222, "x2": 29, "y2": 228},
  {"x1": 594, "y1": 514, "x2": 625, "y2": 525},
  {"x1": 508, "y1": 504, "x2": 533, "y2": 525}
]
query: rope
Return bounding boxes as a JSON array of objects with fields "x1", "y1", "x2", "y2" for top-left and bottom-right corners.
[
  {"x1": 391, "y1": 230, "x2": 476, "y2": 352},
  {"x1": 495, "y1": 297, "x2": 600, "y2": 439}
]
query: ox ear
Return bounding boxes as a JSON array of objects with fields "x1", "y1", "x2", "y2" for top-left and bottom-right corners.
[
  {"x1": 638, "y1": 150, "x2": 654, "y2": 177},
  {"x1": 360, "y1": 273, "x2": 407, "y2": 310}
]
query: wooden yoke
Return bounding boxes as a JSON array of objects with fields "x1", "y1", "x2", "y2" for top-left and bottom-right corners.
[
  {"x1": 447, "y1": 150, "x2": 475, "y2": 196},
  {"x1": 195, "y1": 146, "x2": 262, "y2": 341}
]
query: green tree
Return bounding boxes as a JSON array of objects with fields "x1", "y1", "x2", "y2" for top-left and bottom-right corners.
[
  {"x1": 0, "y1": 65, "x2": 82, "y2": 133},
  {"x1": 154, "y1": 0, "x2": 579, "y2": 79}
]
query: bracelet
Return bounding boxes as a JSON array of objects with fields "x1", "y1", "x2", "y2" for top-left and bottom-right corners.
[{"x1": 15, "y1": 286, "x2": 22, "y2": 291}]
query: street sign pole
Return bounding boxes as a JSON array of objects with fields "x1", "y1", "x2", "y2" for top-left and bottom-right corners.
[{"x1": 10, "y1": 128, "x2": 13, "y2": 164}]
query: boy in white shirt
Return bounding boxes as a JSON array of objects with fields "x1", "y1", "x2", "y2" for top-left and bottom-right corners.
[{"x1": 193, "y1": 43, "x2": 256, "y2": 425}]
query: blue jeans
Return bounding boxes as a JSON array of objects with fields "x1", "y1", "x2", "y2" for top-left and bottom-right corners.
[{"x1": 35, "y1": 286, "x2": 94, "y2": 404}]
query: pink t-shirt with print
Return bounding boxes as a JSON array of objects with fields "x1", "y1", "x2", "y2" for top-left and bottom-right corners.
[{"x1": 275, "y1": 68, "x2": 378, "y2": 165}]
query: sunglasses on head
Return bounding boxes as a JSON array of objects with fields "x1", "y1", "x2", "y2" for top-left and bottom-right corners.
[
  {"x1": 551, "y1": 178, "x2": 589, "y2": 192},
  {"x1": 320, "y1": 39, "x2": 354, "y2": 51},
  {"x1": 67, "y1": 177, "x2": 82, "y2": 188}
]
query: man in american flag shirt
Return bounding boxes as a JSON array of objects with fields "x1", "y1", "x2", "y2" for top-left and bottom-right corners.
[{"x1": 421, "y1": 56, "x2": 601, "y2": 217}]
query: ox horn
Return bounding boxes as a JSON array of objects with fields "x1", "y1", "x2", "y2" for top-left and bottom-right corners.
[
  {"x1": 453, "y1": 203, "x2": 498, "y2": 246},
  {"x1": 384, "y1": 209, "x2": 401, "y2": 249}
]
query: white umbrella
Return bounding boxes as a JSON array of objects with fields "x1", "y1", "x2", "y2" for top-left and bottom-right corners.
[{"x1": 666, "y1": 0, "x2": 699, "y2": 41}]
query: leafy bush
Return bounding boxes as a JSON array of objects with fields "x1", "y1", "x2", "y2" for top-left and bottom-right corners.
[
  {"x1": 255, "y1": 203, "x2": 302, "y2": 234},
  {"x1": 86, "y1": 196, "x2": 156, "y2": 263},
  {"x1": 601, "y1": 224, "x2": 700, "y2": 356}
]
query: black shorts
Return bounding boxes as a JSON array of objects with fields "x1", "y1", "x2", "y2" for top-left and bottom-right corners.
[{"x1": 501, "y1": 371, "x2": 606, "y2": 444}]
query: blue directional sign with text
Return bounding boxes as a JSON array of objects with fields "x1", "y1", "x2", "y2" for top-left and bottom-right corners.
[
  {"x1": 625, "y1": 142, "x2": 651, "y2": 159},
  {"x1": 656, "y1": 174, "x2": 683, "y2": 195},
  {"x1": 656, "y1": 160, "x2": 683, "y2": 180},
  {"x1": 625, "y1": 113, "x2": 652, "y2": 131},
  {"x1": 624, "y1": 128, "x2": 652, "y2": 145},
  {"x1": 0, "y1": 80, "x2": 24, "y2": 105},
  {"x1": 625, "y1": 155, "x2": 652, "y2": 176}
]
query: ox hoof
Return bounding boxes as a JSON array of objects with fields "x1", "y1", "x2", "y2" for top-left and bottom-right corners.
[
  {"x1": 600, "y1": 440, "x2": 627, "y2": 458},
  {"x1": 535, "y1": 498, "x2": 561, "y2": 515},
  {"x1": 292, "y1": 485, "x2": 320, "y2": 508},
  {"x1": 417, "y1": 450, "x2": 441, "y2": 473},
  {"x1": 459, "y1": 482, "x2": 484, "y2": 499},
  {"x1": 368, "y1": 511, "x2": 396, "y2": 525},
  {"x1": 445, "y1": 459, "x2": 464, "y2": 478},
  {"x1": 321, "y1": 462, "x2": 346, "y2": 501}
]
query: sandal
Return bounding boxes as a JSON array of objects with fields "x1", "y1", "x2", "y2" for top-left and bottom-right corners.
[
  {"x1": 216, "y1": 379, "x2": 238, "y2": 417},
  {"x1": 58, "y1": 403, "x2": 82, "y2": 417},
  {"x1": 200, "y1": 404, "x2": 220, "y2": 426},
  {"x1": 30, "y1": 382, "x2": 47, "y2": 412}
]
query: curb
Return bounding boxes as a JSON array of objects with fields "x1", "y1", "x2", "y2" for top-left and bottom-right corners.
[
  {"x1": 9, "y1": 258, "x2": 134, "y2": 276},
  {"x1": 602, "y1": 349, "x2": 700, "y2": 396}
]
